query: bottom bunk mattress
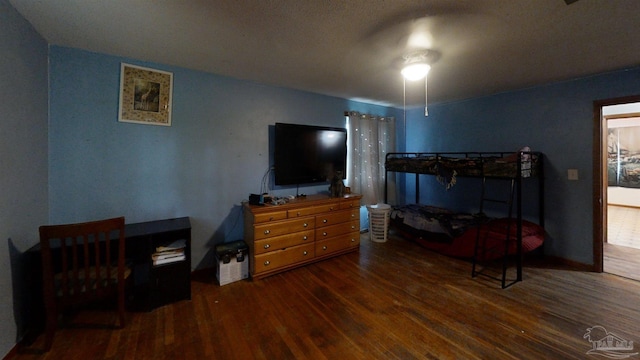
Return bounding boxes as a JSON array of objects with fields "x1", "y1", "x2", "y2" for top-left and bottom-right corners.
[{"x1": 389, "y1": 204, "x2": 544, "y2": 260}]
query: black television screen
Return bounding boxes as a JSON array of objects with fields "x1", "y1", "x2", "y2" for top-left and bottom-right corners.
[{"x1": 274, "y1": 123, "x2": 347, "y2": 186}]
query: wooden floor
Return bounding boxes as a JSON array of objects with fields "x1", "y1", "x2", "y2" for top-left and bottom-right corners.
[
  {"x1": 13, "y1": 231, "x2": 640, "y2": 360},
  {"x1": 604, "y1": 242, "x2": 640, "y2": 281},
  {"x1": 605, "y1": 205, "x2": 640, "y2": 280}
]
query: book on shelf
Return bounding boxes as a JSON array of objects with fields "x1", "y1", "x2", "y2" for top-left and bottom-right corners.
[
  {"x1": 153, "y1": 254, "x2": 187, "y2": 266},
  {"x1": 152, "y1": 240, "x2": 187, "y2": 265},
  {"x1": 152, "y1": 249, "x2": 184, "y2": 260},
  {"x1": 153, "y1": 247, "x2": 183, "y2": 256},
  {"x1": 153, "y1": 254, "x2": 186, "y2": 266},
  {"x1": 155, "y1": 239, "x2": 186, "y2": 253},
  {"x1": 152, "y1": 247, "x2": 185, "y2": 264}
]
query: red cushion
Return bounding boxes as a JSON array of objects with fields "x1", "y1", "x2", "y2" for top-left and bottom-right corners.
[{"x1": 403, "y1": 218, "x2": 544, "y2": 260}]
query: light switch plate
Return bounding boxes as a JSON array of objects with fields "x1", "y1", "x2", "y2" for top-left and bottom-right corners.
[{"x1": 568, "y1": 169, "x2": 579, "y2": 180}]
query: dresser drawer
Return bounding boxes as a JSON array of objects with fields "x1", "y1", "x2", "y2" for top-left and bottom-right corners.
[
  {"x1": 340, "y1": 198, "x2": 361, "y2": 209},
  {"x1": 315, "y1": 219, "x2": 359, "y2": 240},
  {"x1": 288, "y1": 202, "x2": 340, "y2": 218},
  {"x1": 253, "y1": 230, "x2": 314, "y2": 255},
  {"x1": 253, "y1": 243, "x2": 315, "y2": 274},
  {"x1": 316, "y1": 208, "x2": 360, "y2": 228},
  {"x1": 254, "y1": 217, "x2": 315, "y2": 240},
  {"x1": 253, "y1": 210, "x2": 288, "y2": 223},
  {"x1": 243, "y1": 193, "x2": 362, "y2": 280},
  {"x1": 315, "y1": 232, "x2": 360, "y2": 257}
]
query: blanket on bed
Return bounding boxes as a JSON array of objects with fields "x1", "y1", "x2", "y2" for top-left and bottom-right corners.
[
  {"x1": 390, "y1": 204, "x2": 545, "y2": 260},
  {"x1": 390, "y1": 204, "x2": 489, "y2": 242}
]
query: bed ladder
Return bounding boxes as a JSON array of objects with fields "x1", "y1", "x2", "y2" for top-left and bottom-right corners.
[{"x1": 471, "y1": 176, "x2": 520, "y2": 289}]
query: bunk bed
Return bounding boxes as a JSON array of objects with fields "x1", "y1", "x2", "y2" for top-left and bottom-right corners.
[{"x1": 384, "y1": 150, "x2": 545, "y2": 288}]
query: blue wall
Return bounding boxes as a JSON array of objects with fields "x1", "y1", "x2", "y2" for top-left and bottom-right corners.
[
  {"x1": 400, "y1": 68, "x2": 640, "y2": 264},
  {"x1": 48, "y1": 46, "x2": 400, "y2": 270},
  {"x1": 4, "y1": 1, "x2": 640, "y2": 354},
  {"x1": 0, "y1": 0, "x2": 49, "y2": 356}
]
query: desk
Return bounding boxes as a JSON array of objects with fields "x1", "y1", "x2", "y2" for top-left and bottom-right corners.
[
  {"x1": 23, "y1": 217, "x2": 192, "y2": 338},
  {"x1": 125, "y1": 217, "x2": 192, "y2": 310}
]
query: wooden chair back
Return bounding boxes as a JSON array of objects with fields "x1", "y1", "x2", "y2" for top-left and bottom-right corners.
[{"x1": 39, "y1": 216, "x2": 129, "y2": 350}]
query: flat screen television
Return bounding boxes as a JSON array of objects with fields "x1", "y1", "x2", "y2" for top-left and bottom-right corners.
[{"x1": 274, "y1": 122, "x2": 347, "y2": 186}]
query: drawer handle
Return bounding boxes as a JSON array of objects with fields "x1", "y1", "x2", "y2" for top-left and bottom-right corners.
[
  {"x1": 303, "y1": 251, "x2": 308, "y2": 256},
  {"x1": 323, "y1": 219, "x2": 328, "y2": 223},
  {"x1": 351, "y1": 238, "x2": 356, "y2": 242},
  {"x1": 323, "y1": 232, "x2": 328, "y2": 236},
  {"x1": 264, "y1": 230, "x2": 271, "y2": 235},
  {"x1": 264, "y1": 244, "x2": 270, "y2": 249},
  {"x1": 297, "y1": 211, "x2": 301, "y2": 216},
  {"x1": 322, "y1": 246, "x2": 327, "y2": 250},
  {"x1": 303, "y1": 223, "x2": 308, "y2": 227},
  {"x1": 269, "y1": 216, "x2": 274, "y2": 221},
  {"x1": 330, "y1": 207, "x2": 334, "y2": 211},
  {"x1": 303, "y1": 235, "x2": 308, "y2": 240},
  {"x1": 351, "y1": 214, "x2": 355, "y2": 218},
  {"x1": 351, "y1": 225, "x2": 356, "y2": 229},
  {"x1": 264, "y1": 260, "x2": 270, "y2": 266}
]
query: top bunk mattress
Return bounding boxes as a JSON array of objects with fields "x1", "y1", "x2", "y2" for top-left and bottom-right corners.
[{"x1": 385, "y1": 151, "x2": 542, "y2": 179}]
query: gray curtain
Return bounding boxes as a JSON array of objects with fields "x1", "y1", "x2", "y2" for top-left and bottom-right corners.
[{"x1": 346, "y1": 112, "x2": 396, "y2": 205}]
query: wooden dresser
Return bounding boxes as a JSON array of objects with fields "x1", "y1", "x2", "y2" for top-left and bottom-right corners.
[{"x1": 243, "y1": 194, "x2": 362, "y2": 279}]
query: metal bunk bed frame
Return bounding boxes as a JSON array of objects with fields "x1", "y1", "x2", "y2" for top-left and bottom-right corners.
[{"x1": 384, "y1": 151, "x2": 545, "y2": 288}]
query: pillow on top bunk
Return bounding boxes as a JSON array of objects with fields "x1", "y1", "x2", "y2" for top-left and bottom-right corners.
[{"x1": 502, "y1": 146, "x2": 532, "y2": 163}]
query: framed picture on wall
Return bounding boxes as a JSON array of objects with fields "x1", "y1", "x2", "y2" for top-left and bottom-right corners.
[{"x1": 118, "y1": 63, "x2": 173, "y2": 126}]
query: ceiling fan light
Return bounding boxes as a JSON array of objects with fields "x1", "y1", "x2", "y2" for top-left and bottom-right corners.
[{"x1": 401, "y1": 63, "x2": 431, "y2": 81}]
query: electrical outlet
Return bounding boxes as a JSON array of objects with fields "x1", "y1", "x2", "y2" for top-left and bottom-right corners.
[{"x1": 568, "y1": 169, "x2": 579, "y2": 180}]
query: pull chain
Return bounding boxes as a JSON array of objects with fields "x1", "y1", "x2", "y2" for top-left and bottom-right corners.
[{"x1": 424, "y1": 75, "x2": 429, "y2": 117}]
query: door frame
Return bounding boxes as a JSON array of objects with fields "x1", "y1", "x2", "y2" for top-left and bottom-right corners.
[{"x1": 593, "y1": 95, "x2": 640, "y2": 272}]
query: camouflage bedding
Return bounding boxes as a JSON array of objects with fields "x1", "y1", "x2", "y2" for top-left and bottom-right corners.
[{"x1": 385, "y1": 152, "x2": 541, "y2": 179}]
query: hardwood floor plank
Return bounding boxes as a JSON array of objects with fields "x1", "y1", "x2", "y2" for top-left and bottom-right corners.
[
  {"x1": 604, "y1": 242, "x2": 640, "y2": 281},
  {"x1": 121, "y1": 310, "x2": 141, "y2": 360},
  {"x1": 201, "y1": 285, "x2": 236, "y2": 360},
  {"x1": 267, "y1": 275, "x2": 347, "y2": 359},
  {"x1": 192, "y1": 293, "x2": 216, "y2": 358},
  {"x1": 293, "y1": 268, "x2": 411, "y2": 359},
  {"x1": 306, "y1": 264, "x2": 457, "y2": 359},
  {"x1": 13, "y1": 231, "x2": 640, "y2": 359}
]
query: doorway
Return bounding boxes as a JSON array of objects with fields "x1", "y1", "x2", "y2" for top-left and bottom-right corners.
[{"x1": 594, "y1": 96, "x2": 640, "y2": 280}]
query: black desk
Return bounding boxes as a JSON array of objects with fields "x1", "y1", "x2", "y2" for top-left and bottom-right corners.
[
  {"x1": 23, "y1": 217, "x2": 192, "y2": 339},
  {"x1": 125, "y1": 217, "x2": 192, "y2": 311}
]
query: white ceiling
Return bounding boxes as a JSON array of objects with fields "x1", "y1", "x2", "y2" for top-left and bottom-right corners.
[{"x1": 8, "y1": 0, "x2": 640, "y2": 107}]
